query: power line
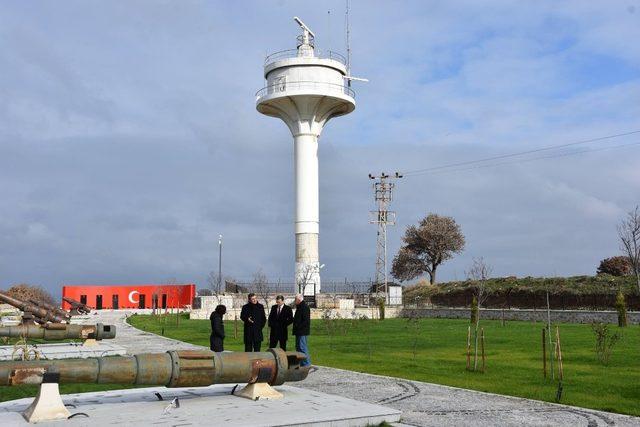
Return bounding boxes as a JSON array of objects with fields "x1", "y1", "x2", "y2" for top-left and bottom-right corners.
[
  {"x1": 410, "y1": 140, "x2": 640, "y2": 176},
  {"x1": 402, "y1": 130, "x2": 640, "y2": 177}
]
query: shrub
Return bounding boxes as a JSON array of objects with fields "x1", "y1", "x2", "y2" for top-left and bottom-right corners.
[
  {"x1": 470, "y1": 295, "x2": 478, "y2": 325},
  {"x1": 591, "y1": 322, "x2": 622, "y2": 365},
  {"x1": 403, "y1": 275, "x2": 639, "y2": 310},
  {"x1": 615, "y1": 291, "x2": 628, "y2": 327},
  {"x1": 597, "y1": 256, "x2": 632, "y2": 276},
  {"x1": 5, "y1": 283, "x2": 56, "y2": 306}
]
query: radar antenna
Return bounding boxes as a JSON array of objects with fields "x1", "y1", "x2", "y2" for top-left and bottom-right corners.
[{"x1": 294, "y1": 16, "x2": 316, "y2": 46}]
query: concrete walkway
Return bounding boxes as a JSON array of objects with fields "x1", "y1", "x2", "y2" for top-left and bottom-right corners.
[
  {"x1": 96, "y1": 310, "x2": 639, "y2": 427},
  {"x1": 92, "y1": 309, "x2": 204, "y2": 354}
]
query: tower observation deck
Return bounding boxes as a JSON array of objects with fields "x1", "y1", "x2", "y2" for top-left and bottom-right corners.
[{"x1": 256, "y1": 17, "x2": 356, "y2": 295}]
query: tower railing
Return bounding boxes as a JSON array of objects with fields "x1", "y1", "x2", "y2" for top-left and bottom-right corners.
[
  {"x1": 264, "y1": 49, "x2": 348, "y2": 66},
  {"x1": 255, "y1": 80, "x2": 355, "y2": 100}
]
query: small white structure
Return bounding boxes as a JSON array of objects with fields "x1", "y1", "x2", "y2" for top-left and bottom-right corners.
[
  {"x1": 388, "y1": 284, "x2": 403, "y2": 306},
  {"x1": 256, "y1": 18, "x2": 356, "y2": 295},
  {"x1": 338, "y1": 299, "x2": 355, "y2": 310}
]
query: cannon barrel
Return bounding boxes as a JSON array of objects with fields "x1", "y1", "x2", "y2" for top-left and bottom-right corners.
[
  {"x1": 0, "y1": 292, "x2": 68, "y2": 324},
  {"x1": 0, "y1": 349, "x2": 309, "y2": 387},
  {"x1": 27, "y1": 299, "x2": 71, "y2": 320},
  {"x1": 62, "y1": 297, "x2": 91, "y2": 314},
  {"x1": 0, "y1": 323, "x2": 115, "y2": 341}
]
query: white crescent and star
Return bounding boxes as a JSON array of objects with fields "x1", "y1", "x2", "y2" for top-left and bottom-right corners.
[{"x1": 128, "y1": 290, "x2": 139, "y2": 304}]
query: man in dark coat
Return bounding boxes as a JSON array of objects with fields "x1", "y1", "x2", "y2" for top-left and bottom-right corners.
[
  {"x1": 240, "y1": 293, "x2": 267, "y2": 352},
  {"x1": 268, "y1": 295, "x2": 293, "y2": 350},
  {"x1": 209, "y1": 304, "x2": 226, "y2": 352},
  {"x1": 292, "y1": 294, "x2": 311, "y2": 367}
]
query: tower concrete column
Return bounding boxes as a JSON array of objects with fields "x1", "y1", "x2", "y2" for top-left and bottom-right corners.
[{"x1": 294, "y1": 133, "x2": 320, "y2": 295}]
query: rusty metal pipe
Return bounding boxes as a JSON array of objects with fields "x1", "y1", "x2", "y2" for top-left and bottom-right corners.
[
  {"x1": 0, "y1": 349, "x2": 309, "y2": 387},
  {"x1": 62, "y1": 297, "x2": 91, "y2": 314},
  {"x1": 0, "y1": 292, "x2": 68, "y2": 324},
  {"x1": 27, "y1": 299, "x2": 71, "y2": 321},
  {"x1": 0, "y1": 323, "x2": 115, "y2": 341}
]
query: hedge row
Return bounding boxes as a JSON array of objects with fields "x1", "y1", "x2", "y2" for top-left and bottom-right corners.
[{"x1": 403, "y1": 275, "x2": 640, "y2": 310}]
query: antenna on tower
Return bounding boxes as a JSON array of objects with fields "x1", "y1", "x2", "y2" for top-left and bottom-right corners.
[
  {"x1": 327, "y1": 10, "x2": 331, "y2": 51},
  {"x1": 345, "y1": 0, "x2": 351, "y2": 74},
  {"x1": 343, "y1": 0, "x2": 369, "y2": 84}
]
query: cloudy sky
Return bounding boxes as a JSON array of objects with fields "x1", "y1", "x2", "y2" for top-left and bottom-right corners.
[{"x1": 1, "y1": 1, "x2": 639, "y2": 296}]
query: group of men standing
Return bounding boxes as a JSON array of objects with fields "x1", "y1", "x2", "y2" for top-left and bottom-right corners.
[{"x1": 236, "y1": 293, "x2": 311, "y2": 367}]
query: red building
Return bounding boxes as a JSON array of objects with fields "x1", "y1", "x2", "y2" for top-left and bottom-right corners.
[{"x1": 62, "y1": 284, "x2": 196, "y2": 310}]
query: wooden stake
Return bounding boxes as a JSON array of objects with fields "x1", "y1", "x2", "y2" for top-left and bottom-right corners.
[
  {"x1": 542, "y1": 328, "x2": 547, "y2": 379},
  {"x1": 480, "y1": 327, "x2": 485, "y2": 373},
  {"x1": 546, "y1": 291, "x2": 555, "y2": 380},
  {"x1": 234, "y1": 314, "x2": 238, "y2": 339},
  {"x1": 556, "y1": 326, "x2": 563, "y2": 381},
  {"x1": 466, "y1": 325, "x2": 471, "y2": 371}
]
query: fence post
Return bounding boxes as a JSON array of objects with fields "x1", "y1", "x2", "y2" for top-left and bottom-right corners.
[{"x1": 556, "y1": 326, "x2": 563, "y2": 381}]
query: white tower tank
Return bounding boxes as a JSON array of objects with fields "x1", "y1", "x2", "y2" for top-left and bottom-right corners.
[{"x1": 256, "y1": 17, "x2": 356, "y2": 295}]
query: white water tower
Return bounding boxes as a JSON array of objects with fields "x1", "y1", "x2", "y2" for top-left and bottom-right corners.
[{"x1": 256, "y1": 17, "x2": 357, "y2": 295}]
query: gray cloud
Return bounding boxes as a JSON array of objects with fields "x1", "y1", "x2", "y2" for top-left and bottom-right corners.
[{"x1": 0, "y1": 1, "x2": 638, "y2": 297}]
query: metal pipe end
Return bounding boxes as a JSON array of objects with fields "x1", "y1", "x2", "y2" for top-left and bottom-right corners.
[{"x1": 95, "y1": 323, "x2": 116, "y2": 340}]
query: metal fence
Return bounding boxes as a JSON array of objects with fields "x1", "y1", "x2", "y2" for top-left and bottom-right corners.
[
  {"x1": 198, "y1": 279, "x2": 391, "y2": 307},
  {"x1": 264, "y1": 49, "x2": 347, "y2": 66},
  {"x1": 223, "y1": 280, "x2": 375, "y2": 296}
]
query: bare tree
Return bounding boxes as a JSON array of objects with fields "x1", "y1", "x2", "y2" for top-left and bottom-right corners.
[
  {"x1": 618, "y1": 206, "x2": 640, "y2": 293},
  {"x1": 466, "y1": 257, "x2": 492, "y2": 372},
  {"x1": 207, "y1": 271, "x2": 224, "y2": 304},
  {"x1": 296, "y1": 264, "x2": 317, "y2": 296},
  {"x1": 252, "y1": 269, "x2": 270, "y2": 306},
  {"x1": 392, "y1": 213, "x2": 465, "y2": 285}
]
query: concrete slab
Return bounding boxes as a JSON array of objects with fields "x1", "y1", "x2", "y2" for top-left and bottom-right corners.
[
  {"x1": 0, "y1": 342, "x2": 126, "y2": 361},
  {"x1": 0, "y1": 384, "x2": 401, "y2": 426}
]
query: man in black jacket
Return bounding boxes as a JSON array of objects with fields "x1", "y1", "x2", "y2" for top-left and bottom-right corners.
[
  {"x1": 240, "y1": 293, "x2": 267, "y2": 352},
  {"x1": 268, "y1": 295, "x2": 293, "y2": 350},
  {"x1": 209, "y1": 304, "x2": 226, "y2": 352},
  {"x1": 292, "y1": 294, "x2": 311, "y2": 367}
]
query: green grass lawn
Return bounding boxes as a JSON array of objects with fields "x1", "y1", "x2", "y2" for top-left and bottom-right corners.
[
  {"x1": 127, "y1": 313, "x2": 640, "y2": 416},
  {"x1": 1, "y1": 314, "x2": 637, "y2": 417}
]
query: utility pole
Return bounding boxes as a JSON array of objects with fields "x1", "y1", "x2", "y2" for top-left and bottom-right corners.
[
  {"x1": 218, "y1": 234, "x2": 223, "y2": 292},
  {"x1": 368, "y1": 172, "x2": 402, "y2": 303}
]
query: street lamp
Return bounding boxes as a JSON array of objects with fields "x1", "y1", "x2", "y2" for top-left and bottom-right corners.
[{"x1": 218, "y1": 234, "x2": 223, "y2": 292}]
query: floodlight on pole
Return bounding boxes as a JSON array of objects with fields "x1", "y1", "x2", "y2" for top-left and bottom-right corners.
[{"x1": 218, "y1": 234, "x2": 223, "y2": 291}]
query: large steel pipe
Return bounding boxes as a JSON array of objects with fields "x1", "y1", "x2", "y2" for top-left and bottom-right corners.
[
  {"x1": 0, "y1": 292, "x2": 68, "y2": 324},
  {"x1": 0, "y1": 349, "x2": 309, "y2": 387},
  {"x1": 0, "y1": 323, "x2": 115, "y2": 341}
]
